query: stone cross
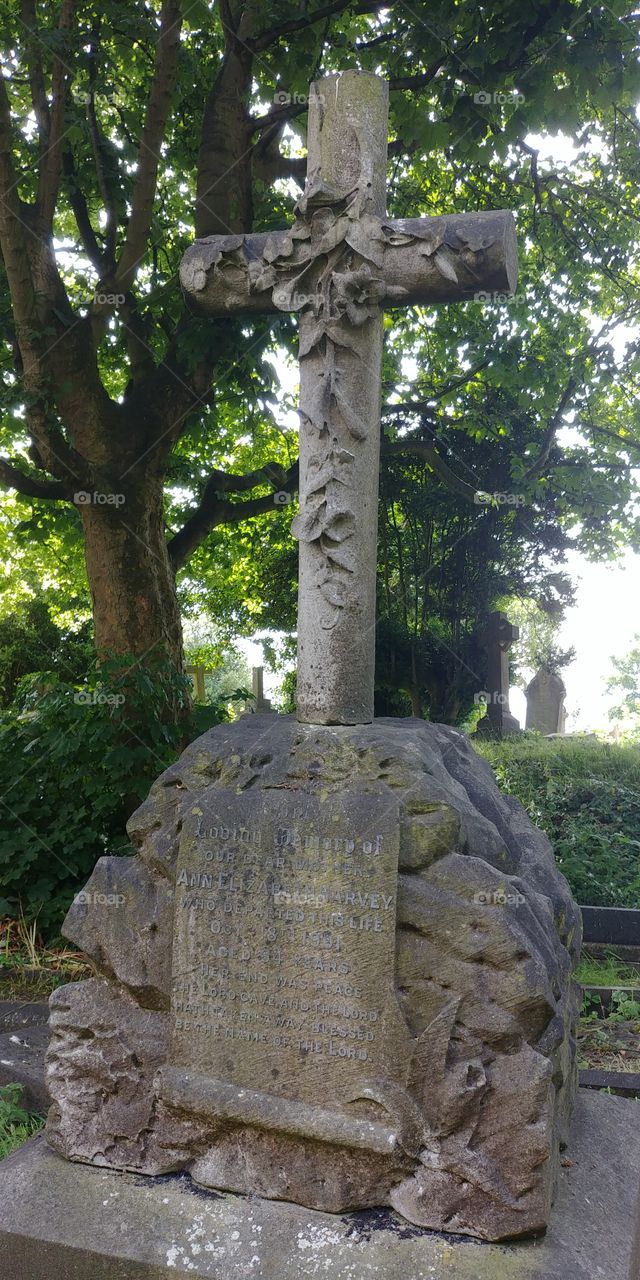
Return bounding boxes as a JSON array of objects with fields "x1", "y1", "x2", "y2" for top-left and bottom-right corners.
[
  {"x1": 478, "y1": 610, "x2": 521, "y2": 736},
  {"x1": 181, "y1": 71, "x2": 517, "y2": 726}
]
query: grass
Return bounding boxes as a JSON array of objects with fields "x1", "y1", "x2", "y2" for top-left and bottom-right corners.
[
  {"x1": 475, "y1": 734, "x2": 640, "y2": 907},
  {"x1": 576, "y1": 951, "x2": 640, "y2": 988},
  {"x1": 0, "y1": 916, "x2": 92, "y2": 1000},
  {"x1": 0, "y1": 1084, "x2": 44, "y2": 1160}
]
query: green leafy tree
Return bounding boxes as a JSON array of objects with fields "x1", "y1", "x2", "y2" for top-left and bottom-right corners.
[
  {"x1": 607, "y1": 637, "x2": 640, "y2": 724},
  {"x1": 0, "y1": 0, "x2": 639, "y2": 709},
  {"x1": 0, "y1": 596, "x2": 93, "y2": 705}
]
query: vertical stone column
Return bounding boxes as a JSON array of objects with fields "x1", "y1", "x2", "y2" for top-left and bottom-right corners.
[{"x1": 295, "y1": 72, "x2": 388, "y2": 725}]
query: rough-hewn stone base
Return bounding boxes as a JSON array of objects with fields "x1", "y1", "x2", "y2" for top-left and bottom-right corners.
[
  {"x1": 45, "y1": 716, "x2": 581, "y2": 1240},
  {"x1": 1, "y1": 1093, "x2": 639, "y2": 1279}
]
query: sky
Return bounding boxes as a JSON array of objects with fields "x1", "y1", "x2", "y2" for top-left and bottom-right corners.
[{"x1": 510, "y1": 548, "x2": 640, "y2": 734}]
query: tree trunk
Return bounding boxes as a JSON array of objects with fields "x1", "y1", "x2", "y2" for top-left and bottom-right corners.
[{"x1": 79, "y1": 473, "x2": 184, "y2": 671}]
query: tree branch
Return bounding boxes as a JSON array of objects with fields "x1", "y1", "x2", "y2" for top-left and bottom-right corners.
[
  {"x1": 114, "y1": 0, "x2": 183, "y2": 291},
  {"x1": 0, "y1": 78, "x2": 42, "y2": 374},
  {"x1": 382, "y1": 438, "x2": 479, "y2": 502},
  {"x1": 388, "y1": 54, "x2": 450, "y2": 93},
  {"x1": 38, "y1": 0, "x2": 75, "y2": 230},
  {"x1": 250, "y1": 1, "x2": 383, "y2": 52},
  {"x1": 0, "y1": 456, "x2": 71, "y2": 500},
  {"x1": 168, "y1": 460, "x2": 299, "y2": 570},
  {"x1": 21, "y1": 0, "x2": 50, "y2": 147},
  {"x1": 521, "y1": 376, "x2": 577, "y2": 482},
  {"x1": 62, "y1": 148, "x2": 105, "y2": 272}
]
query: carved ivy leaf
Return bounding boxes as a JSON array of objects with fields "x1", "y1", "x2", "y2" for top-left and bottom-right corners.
[
  {"x1": 304, "y1": 370, "x2": 332, "y2": 428},
  {"x1": 312, "y1": 214, "x2": 350, "y2": 256},
  {"x1": 209, "y1": 234, "x2": 244, "y2": 256},
  {"x1": 333, "y1": 386, "x2": 367, "y2": 440},
  {"x1": 299, "y1": 321, "x2": 326, "y2": 357},
  {"x1": 271, "y1": 264, "x2": 316, "y2": 311},
  {"x1": 323, "y1": 323, "x2": 363, "y2": 355},
  {"x1": 385, "y1": 285, "x2": 409, "y2": 302},
  {"x1": 248, "y1": 261, "x2": 277, "y2": 294},
  {"x1": 455, "y1": 230, "x2": 496, "y2": 254},
  {"x1": 320, "y1": 577, "x2": 348, "y2": 608},
  {"x1": 323, "y1": 508, "x2": 356, "y2": 542},
  {"x1": 291, "y1": 502, "x2": 355, "y2": 547},
  {"x1": 323, "y1": 539, "x2": 357, "y2": 572},
  {"x1": 290, "y1": 502, "x2": 327, "y2": 544},
  {"x1": 345, "y1": 217, "x2": 386, "y2": 268},
  {"x1": 382, "y1": 228, "x2": 414, "y2": 247},
  {"x1": 433, "y1": 247, "x2": 459, "y2": 284},
  {"x1": 263, "y1": 234, "x2": 292, "y2": 263},
  {"x1": 306, "y1": 449, "x2": 353, "y2": 495}
]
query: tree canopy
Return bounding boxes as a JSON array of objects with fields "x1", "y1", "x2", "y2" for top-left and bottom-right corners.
[{"x1": 0, "y1": 0, "x2": 639, "y2": 709}]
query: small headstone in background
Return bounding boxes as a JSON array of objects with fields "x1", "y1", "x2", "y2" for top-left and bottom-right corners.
[
  {"x1": 477, "y1": 610, "x2": 521, "y2": 736},
  {"x1": 526, "y1": 668, "x2": 567, "y2": 735},
  {"x1": 186, "y1": 664, "x2": 207, "y2": 704},
  {"x1": 251, "y1": 666, "x2": 272, "y2": 713}
]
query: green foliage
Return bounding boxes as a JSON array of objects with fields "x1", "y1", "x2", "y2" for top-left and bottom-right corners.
[
  {"x1": 503, "y1": 597, "x2": 575, "y2": 685},
  {"x1": 0, "y1": 597, "x2": 93, "y2": 706},
  {"x1": 2, "y1": 0, "x2": 640, "y2": 678},
  {"x1": 477, "y1": 736, "x2": 640, "y2": 907},
  {"x1": 607, "y1": 637, "x2": 640, "y2": 725},
  {"x1": 0, "y1": 1084, "x2": 43, "y2": 1160},
  {"x1": 609, "y1": 991, "x2": 640, "y2": 1022},
  {"x1": 0, "y1": 655, "x2": 227, "y2": 933}
]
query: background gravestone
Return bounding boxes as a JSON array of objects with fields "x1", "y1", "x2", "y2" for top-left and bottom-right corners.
[
  {"x1": 251, "y1": 666, "x2": 273, "y2": 713},
  {"x1": 477, "y1": 610, "x2": 521, "y2": 736},
  {"x1": 526, "y1": 668, "x2": 567, "y2": 735}
]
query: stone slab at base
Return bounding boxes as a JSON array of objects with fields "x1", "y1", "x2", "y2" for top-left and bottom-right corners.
[{"x1": 1, "y1": 1093, "x2": 639, "y2": 1280}]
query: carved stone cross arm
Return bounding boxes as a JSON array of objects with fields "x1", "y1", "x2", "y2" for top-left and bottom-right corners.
[
  {"x1": 180, "y1": 72, "x2": 517, "y2": 726},
  {"x1": 180, "y1": 210, "x2": 517, "y2": 317}
]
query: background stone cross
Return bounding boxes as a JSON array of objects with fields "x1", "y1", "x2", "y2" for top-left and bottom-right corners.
[{"x1": 181, "y1": 71, "x2": 517, "y2": 726}]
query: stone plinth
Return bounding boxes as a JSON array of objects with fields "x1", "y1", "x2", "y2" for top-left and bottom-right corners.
[
  {"x1": 45, "y1": 716, "x2": 581, "y2": 1242},
  {"x1": 3, "y1": 1092, "x2": 640, "y2": 1278}
]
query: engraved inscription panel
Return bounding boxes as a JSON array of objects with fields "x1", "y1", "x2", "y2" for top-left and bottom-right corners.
[{"x1": 168, "y1": 785, "x2": 412, "y2": 1104}]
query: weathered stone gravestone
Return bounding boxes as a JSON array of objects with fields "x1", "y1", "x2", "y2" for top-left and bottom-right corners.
[
  {"x1": 526, "y1": 667, "x2": 567, "y2": 735},
  {"x1": 477, "y1": 610, "x2": 521, "y2": 736},
  {"x1": 41, "y1": 70, "x2": 582, "y2": 1249},
  {"x1": 251, "y1": 665, "x2": 273, "y2": 713}
]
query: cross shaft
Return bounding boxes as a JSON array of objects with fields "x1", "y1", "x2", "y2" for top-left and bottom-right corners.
[{"x1": 180, "y1": 71, "x2": 517, "y2": 725}]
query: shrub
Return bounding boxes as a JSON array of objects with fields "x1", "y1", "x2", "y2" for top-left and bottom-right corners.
[
  {"x1": 0, "y1": 656, "x2": 234, "y2": 935},
  {"x1": 476, "y1": 736, "x2": 640, "y2": 907},
  {"x1": 0, "y1": 1084, "x2": 43, "y2": 1159}
]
